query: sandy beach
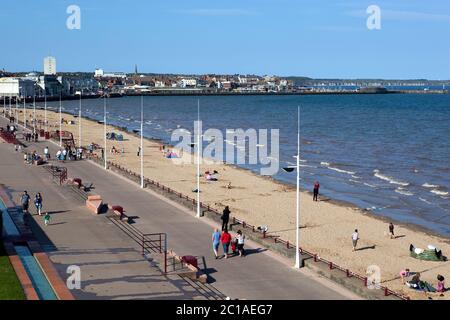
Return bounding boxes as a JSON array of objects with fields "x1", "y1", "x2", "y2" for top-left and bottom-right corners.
[{"x1": 16, "y1": 107, "x2": 450, "y2": 300}]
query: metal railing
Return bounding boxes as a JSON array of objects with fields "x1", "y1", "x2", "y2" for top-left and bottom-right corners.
[
  {"x1": 44, "y1": 165, "x2": 68, "y2": 185},
  {"x1": 106, "y1": 215, "x2": 168, "y2": 273},
  {"x1": 88, "y1": 153, "x2": 410, "y2": 300}
]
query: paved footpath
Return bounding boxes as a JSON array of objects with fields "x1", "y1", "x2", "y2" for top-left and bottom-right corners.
[{"x1": 0, "y1": 116, "x2": 361, "y2": 299}]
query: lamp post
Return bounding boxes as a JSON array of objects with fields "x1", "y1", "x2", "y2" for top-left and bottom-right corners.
[
  {"x1": 103, "y1": 95, "x2": 107, "y2": 170},
  {"x1": 140, "y1": 95, "x2": 144, "y2": 188},
  {"x1": 15, "y1": 94, "x2": 18, "y2": 125},
  {"x1": 196, "y1": 99, "x2": 201, "y2": 218},
  {"x1": 44, "y1": 92, "x2": 47, "y2": 132},
  {"x1": 23, "y1": 93, "x2": 26, "y2": 129},
  {"x1": 282, "y1": 106, "x2": 302, "y2": 268},
  {"x1": 33, "y1": 94, "x2": 36, "y2": 135},
  {"x1": 294, "y1": 106, "x2": 301, "y2": 268},
  {"x1": 59, "y1": 93, "x2": 62, "y2": 147},
  {"x1": 78, "y1": 89, "x2": 82, "y2": 148}
]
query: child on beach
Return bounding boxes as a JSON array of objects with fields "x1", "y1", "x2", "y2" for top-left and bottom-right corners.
[
  {"x1": 399, "y1": 269, "x2": 410, "y2": 284},
  {"x1": 44, "y1": 212, "x2": 51, "y2": 226}
]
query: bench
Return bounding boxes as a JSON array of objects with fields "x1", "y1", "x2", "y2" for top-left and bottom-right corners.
[
  {"x1": 107, "y1": 204, "x2": 129, "y2": 222},
  {"x1": 86, "y1": 195, "x2": 103, "y2": 214}
]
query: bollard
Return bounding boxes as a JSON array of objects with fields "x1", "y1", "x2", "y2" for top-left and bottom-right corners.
[
  {"x1": 346, "y1": 269, "x2": 350, "y2": 277},
  {"x1": 364, "y1": 277, "x2": 368, "y2": 287},
  {"x1": 384, "y1": 287, "x2": 389, "y2": 296},
  {"x1": 286, "y1": 241, "x2": 290, "y2": 249},
  {"x1": 243, "y1": 221, "x2": 246, "y2": 228},
  {"x1": 263, "y1": 230, "x2": 266, "y2": 238},
  {"x1": 252, "y1": 226, "x2": 255, "y2": 232},
  {"x1": 314, "y1": 254, "x2": 318, "y2": 262},
  {"x1": 329, "y1": 262, "x2": 333, "y2": 270}
]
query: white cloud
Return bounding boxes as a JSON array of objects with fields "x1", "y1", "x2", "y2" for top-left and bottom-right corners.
[{"x1": 176, "y1": 8, "x2": 258, "y2": 16}]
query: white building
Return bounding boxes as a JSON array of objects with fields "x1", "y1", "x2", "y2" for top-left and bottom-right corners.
[
  {"x1": 94, "y1": 69, "x2": 104, "y2": 77},
  {"x1": 154, "y1": 80, "x2": 166, "y2": 88},
  {"x1": 178, "y1": 78, "x2": 197, "y2": 88},
  {"x1": 44, "y1": 56, "x2": 57, "y2": 75},
  {"x1": 0, "y1": 77, "x2": 36, "y2": 97},
  {"x1": 94, "y1": 68, "x2": 126, "y2": 79},
  {"x1": 238, "y1": 76, "x2": 248, "y2": 84}
]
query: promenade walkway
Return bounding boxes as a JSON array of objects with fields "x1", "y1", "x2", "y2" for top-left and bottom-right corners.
[{"x1": 0, "y1": 116, "x2": 360, "y2": 299}]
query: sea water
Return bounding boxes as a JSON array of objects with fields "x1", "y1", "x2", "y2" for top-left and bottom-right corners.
[{"x1": 45, "y1": 93, "x2": 450, "y2": 236}]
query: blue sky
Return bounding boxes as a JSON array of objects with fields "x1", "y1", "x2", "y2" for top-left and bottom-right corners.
[{"x1": 1, "y1": 0, "x2": 449, "y2": 79}]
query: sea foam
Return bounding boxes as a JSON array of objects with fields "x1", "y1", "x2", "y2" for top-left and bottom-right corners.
[
  {"x1": 422, "y1": 183, "x2": 439, "y2": 188},
  {"x1": 373, "y1": 169, "x2": 409, "y2": 186},
  {"x1": 431, "y1": 190, "x2": 449, "y2": 196}
]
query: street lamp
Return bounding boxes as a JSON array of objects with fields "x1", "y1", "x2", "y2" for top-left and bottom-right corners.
[
  {"x1": 59, "y1": 93, "x2": 62, "y2": 147},
  {"x1": 103, "y1": 95, "x2": 107, "y2": 170},
  {"x1": 196, "y1": 99, "x2": 201, "y2": 218},
  {"x1": 77, "y1": 89, "x2": 82, "y2": 148},
  {"x1": 44, "y1": 92, "x2": 47, "y2": 133},
  {"x1": 140, "y1": 95, "x2": 144, "y2": 188},
  {"x1": 33, "y1": 94, "x2": 36, "y2": 135},
  {"x1": 282, "y1": 106, "x2": 303, "y2": 268}
]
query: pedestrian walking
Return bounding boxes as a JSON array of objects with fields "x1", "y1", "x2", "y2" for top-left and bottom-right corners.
[
  {"x1": 34, "y1": 193, "x2": 43, "y2": 216},
  {"x1": 352, "y1": 229, "x2": 359, "y2": 251},
  {"x1": 221, "y1": 206, "x2": 230, "y2": 231},
  {"x1": 221, "y1": 229, "x2": 232, "y2": 259},
  {"x1": 20, "y1": 191, "x2": 30, "y2": 213},
  {"x1": 44, "y1": 146, "x2": 50, "y2": 160},
  {"x1": 236, "y1": 230, "x2": 246, "y2": 257},
  {"x1": 212, "y1": 228, "x2": 221, "y2": 259},
  {"x1": 20, "y1": 191, "x2": 31, "y2": 226},
  {"x1": 137, "y1": 146, "x2": 141, "y2": 157},
  {"x1": 44, "y1": 212, "x2": 51, "y2": 226},
  {"x1": 313, "y1": 181, "x2": 320, "y2": 201},
  {"x1": 389, "y1": 222, "x2": 395, "y2": 239}
]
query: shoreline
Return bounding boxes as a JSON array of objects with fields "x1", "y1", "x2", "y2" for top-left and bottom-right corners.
[
  {"x1": 10, "y1": 106, "x2": 450, "y2": 300},
  {"x1": 39, "y1": 106, "x2": 450, "y2": 241},
  {"x1": 21, "y1": 105, "x2": 450, "y2": 242}
]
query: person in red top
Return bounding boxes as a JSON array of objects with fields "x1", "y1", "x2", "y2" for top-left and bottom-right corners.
[
  {"x1": 313, "y1": 181, "x2": 320, "y2": 201},
  {"x1": 221, "y1": 229, "x2": 232, "y2": 259}
]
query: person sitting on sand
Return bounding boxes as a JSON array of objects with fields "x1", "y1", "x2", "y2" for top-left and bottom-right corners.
[
  {"x1": 399, "y1": 269, "x2": 411, "y2": 284},
  {"x1": 226, "y1": 182, "x2": 232, "y2": 189},
  {"x1": 437, "y1": 275, "x2": 446, "y2": 295}
]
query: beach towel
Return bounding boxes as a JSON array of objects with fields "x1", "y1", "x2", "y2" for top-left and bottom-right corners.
[{"x1": 410, "y1": 244, "x2": 447, "y2": 261}]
